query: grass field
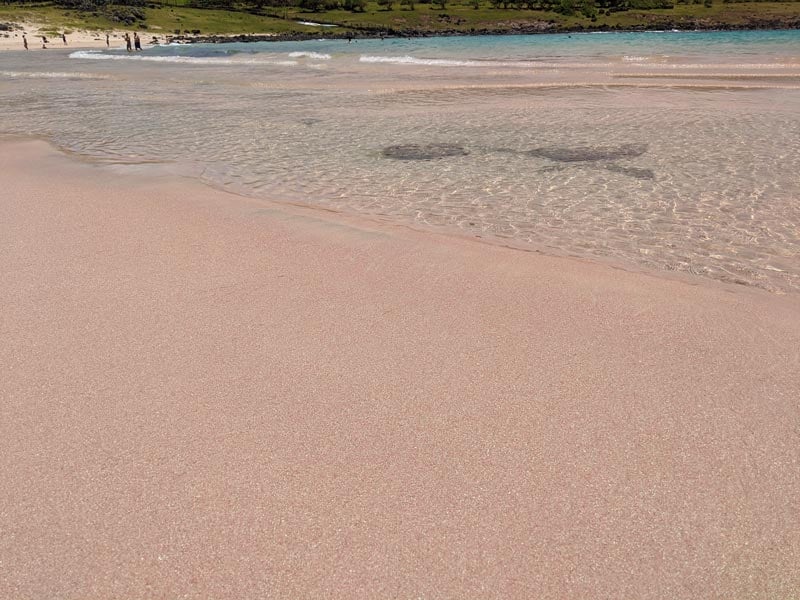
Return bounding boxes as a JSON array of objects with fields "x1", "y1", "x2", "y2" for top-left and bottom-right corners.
[
  {"x1": 2, "y1": 1, "x2": 799, "y2": 36},
  {"x1": 0, "y1": 3, "x2": 317, "y2": 34}
]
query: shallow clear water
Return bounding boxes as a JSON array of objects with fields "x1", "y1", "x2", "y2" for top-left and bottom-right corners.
[{"x1": 2, "y1": 31, "x2": 799, "y2": 292}]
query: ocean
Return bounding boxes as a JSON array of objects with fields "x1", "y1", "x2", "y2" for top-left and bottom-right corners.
[{"x1": 2, "y1": 30, "x2": 799, "y2": 292}]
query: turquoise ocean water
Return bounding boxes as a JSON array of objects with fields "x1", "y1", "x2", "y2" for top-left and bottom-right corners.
[{"x1": 2, "y1": 30, "x2": 799, "y2": 291}]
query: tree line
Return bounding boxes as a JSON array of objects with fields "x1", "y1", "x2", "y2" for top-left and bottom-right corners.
[{"x1": 0, "y1": 0, "x2": 691, "y2": 15}]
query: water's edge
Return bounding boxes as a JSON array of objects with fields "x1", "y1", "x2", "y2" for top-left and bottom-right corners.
[{"x1": 6, "y1": 132, "x2": 791, "y2": 300}]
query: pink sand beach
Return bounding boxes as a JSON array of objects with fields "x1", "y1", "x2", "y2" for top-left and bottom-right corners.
[{"x1": 1, "y1": 139, "x2": 798, "y2": 598}]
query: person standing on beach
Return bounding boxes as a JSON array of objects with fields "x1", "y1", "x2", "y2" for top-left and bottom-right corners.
[
  {"x1": 106, "y1": 33, "x2": 110, "y2": 47},
  {"x1": 134, "y1": 32, "x2": 142, "y2": 51},
  {"x1": 62, "y1": 32, "x2": 67, "y2": 45},
  {"x1": 23, "y1": 35, "x2": 28, "y2": 50},
  {"x1": 41, "y1": 36, "x2": 47, "y2": 49},
  {"x1": 124, "y1": 33, "x2": 132, "y2": 52}
]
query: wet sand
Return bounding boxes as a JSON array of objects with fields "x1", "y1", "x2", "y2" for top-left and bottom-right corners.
[{"x1": 1, "y1": 139, "x2": 798, "y2": 598}]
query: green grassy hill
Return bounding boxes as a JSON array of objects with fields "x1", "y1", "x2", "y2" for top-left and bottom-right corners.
[{"x1": 2, "y1": 0, "x2": 799, "y2": 38}]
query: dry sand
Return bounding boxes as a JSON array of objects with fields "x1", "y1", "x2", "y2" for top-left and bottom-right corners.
[
  {"x1": 0, "y1": 22, "x2": 159, "y2": 51},
  {"x1": 1, "y1": 139, "x2": 799, "y2": 598}
]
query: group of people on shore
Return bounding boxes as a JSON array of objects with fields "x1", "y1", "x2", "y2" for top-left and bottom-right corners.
[
  {"x1": 124, "y1": 32, "x2": 143, "y2": 52},
  {"x1": 21, "y1": 31, "x2": 141, "y2": 51},
  {"x1": 22, "y1": 32, "x2": 67, "y2": 50}
]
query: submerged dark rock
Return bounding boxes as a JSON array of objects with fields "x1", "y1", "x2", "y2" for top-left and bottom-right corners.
[
  {"x1": 500, "y1": 143, "x2": 653, "y2": 180},
  {"x1": 522, "y1": 143, "x2": 648, "y2": 163},
  {"x1": 382, "y1": 143, "x2": 469, "y2": 161}
]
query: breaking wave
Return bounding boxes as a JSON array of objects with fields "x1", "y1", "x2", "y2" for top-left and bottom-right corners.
[
  {"x1": 359, "y1": 55, "x2": 536, "y2": 68},
  {"x1": 69, "y1": 50, "x2": 298, "y2": 66},
  {"x1": 1, "y1": 70, "x2": 110, "y2": 79},
  {"x1": 288, "y1": 51, "x2": 332, "y2": 60}
]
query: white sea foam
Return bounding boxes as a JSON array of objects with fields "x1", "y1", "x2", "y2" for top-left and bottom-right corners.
[
  {"x1": 360, "y1": 55, "x2": 493, "y2": 67},
  {"x1": 69, "y1": 50, "x2": 298, "y2": 66},
  {"x1": 288, "y1": 51, "x2": 332, "y2": 60},
  {"x1": 0, "y1": 70, "x2": 110, "y2": 79},
  {"x1": 359, "y1": 55, "x2": 531, "y2": 68},
  {"x1": 358, "y1": 55, "x2": 616, "y2": 69}
]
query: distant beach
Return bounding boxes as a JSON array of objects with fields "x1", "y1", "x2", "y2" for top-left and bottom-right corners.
[{"x1": 0, "y1": 24, "x2": 127, "y2": 51}]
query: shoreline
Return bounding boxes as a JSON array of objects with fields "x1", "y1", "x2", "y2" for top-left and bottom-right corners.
[
  {"x1": 5, "y1": 133, "x2": 789, "y2": 298},
  {"x1": 2, "y1": 138, "x2": 799, "y2": 597}
]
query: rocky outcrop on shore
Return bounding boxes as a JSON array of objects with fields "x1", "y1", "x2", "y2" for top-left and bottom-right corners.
[{"x1": 0, "y1": 21, "x2": 22, "y2": 33}]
